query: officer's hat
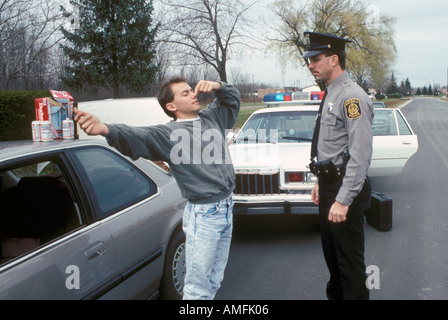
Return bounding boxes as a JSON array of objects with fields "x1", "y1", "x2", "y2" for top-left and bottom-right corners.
[{"x1": 303, "y1": 32, "x2": 352, "y2": 59}]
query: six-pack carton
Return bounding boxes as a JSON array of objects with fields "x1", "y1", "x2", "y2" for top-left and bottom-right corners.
[{"x1": 35, "y1": 90, "x2": 74, "y2": 139}]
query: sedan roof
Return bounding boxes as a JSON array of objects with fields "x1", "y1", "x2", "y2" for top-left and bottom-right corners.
[{"x1": 0, "y1": 139, "x2": 108, "y2": 162}]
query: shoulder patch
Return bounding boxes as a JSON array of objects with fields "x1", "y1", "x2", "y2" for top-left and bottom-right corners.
[{"x1": 344, "y1": 98, "x2": 362, "y2": 119}]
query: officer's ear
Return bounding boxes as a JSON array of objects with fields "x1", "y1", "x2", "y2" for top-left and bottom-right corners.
[{"x1": 330, "y1": 54, "x2": 339, "y2": 67}]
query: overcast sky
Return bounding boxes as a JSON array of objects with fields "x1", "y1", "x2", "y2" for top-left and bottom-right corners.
[{"x1": 233, "y1": 0, "x2": 448, "y2": 89}]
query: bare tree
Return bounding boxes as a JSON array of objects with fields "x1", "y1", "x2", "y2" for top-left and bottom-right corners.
[
  {"x1": 157, "y1": 0, "x2": 259, "y2": 83},
  {"x1": 266, "y1": 0, "x2": 396, "y2": 90},
  {"x1": 0, "y1": 0, "x2": 64, "y2": 89},
  {"x1": 228, "y1": 68, "x2": 254, "y2": 101}
]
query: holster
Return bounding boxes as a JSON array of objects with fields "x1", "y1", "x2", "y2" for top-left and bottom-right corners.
[{"x1": 309, "y1": 159, "x2": 346, "y2": 184}]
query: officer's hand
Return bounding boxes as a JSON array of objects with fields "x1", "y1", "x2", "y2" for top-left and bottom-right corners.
[
  {"x1": 74, "y1": 110, "x2": 109, "y2": 136},
  {"x1": 194, "y1": 80, "x2": 221, "y2": 95},
  {"x1": 328, "y1": 201, "x2": 349, "y2": 223},
  {"x1": 311, "y1": 184, "x2": 319, "y2": 205}
]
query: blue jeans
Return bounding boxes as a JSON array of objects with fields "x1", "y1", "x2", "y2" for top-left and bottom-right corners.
[{"x1": 182, "y1": 195, "x2": 233, "y2": 300}]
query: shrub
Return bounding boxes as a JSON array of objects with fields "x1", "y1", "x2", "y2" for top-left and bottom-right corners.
[{"x1": 0, "y1": 90, "x2": 49, "y2": 141}]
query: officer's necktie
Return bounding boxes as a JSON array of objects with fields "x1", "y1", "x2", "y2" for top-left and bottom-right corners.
[{"x1": 310, "y1": 88, "x2": 328, "y2": 161}]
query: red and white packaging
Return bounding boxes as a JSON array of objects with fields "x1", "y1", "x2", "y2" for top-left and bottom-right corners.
[
  {"x1": 62, "y1": 119, "x2": 75, "y2": 139},
  {"x1": 39, "y1": 121, "x2": 54, "y2": 142},
  {"x1": 31, "y1": 121, "x2": 41, "y2": 141},
  {"x1": 34, "y1": 90, "x2": 74, "y2": 139}
]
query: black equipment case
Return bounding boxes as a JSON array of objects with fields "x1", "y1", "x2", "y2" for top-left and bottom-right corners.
[{"x1": 365, "y1": 191, "x2": 393, "y2": 231}]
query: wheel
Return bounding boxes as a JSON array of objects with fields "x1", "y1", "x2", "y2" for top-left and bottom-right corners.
[{"x1": 159, "y1": 228, "x2": 186, "y2": 300}]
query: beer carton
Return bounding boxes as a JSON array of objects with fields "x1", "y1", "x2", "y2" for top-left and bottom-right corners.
[
  {"x1": 35, "y1": 90, "x2": 74, "y2": 139},
  {"x1": 50, "y1": 90, "x2": 74, "y2": 120}
]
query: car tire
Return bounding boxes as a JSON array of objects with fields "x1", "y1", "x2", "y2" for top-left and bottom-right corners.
[{"x1": 159, "y1": 228, "x2": 186, "y2": 300}]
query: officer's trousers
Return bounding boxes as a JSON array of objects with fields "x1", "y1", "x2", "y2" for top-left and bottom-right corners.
[{"x1": 318, "y1": 176, "x2": 371, "y2": 300}]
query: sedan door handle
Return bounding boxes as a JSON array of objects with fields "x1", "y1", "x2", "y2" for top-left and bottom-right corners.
[
  {"x1": 402, "y1": 141, "x2": 412, "y2": 145},
  {"x1": 84, "y1": 242, "x2": 106, "y2": 262}
]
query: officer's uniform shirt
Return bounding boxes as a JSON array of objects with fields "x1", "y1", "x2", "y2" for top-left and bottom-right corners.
[{"x1": 317, "y1": 71, "x2": 374, "y2": 206}]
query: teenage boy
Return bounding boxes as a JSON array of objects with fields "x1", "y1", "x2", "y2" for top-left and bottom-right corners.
[{"x1": 75, "y1": 78, "x2": 240, "y2": 300}]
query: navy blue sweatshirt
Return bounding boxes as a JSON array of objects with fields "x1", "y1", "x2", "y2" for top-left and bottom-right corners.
[{"x1": 105, "y1": 83, "x2": 240, "y2": 204}]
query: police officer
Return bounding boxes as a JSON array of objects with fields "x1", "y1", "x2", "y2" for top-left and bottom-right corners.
[{"x1": 304, "y1": 32, "x2": 374, "y2": 300}]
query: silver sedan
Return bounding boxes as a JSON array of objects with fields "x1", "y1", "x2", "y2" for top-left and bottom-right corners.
[{"x1": 0, "y1": 139, "x2": 186, "y2": 299}]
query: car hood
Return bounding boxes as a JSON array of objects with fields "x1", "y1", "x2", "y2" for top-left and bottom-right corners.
[{"x1": 229, "y1": 143, "x2": 311, "y2": 171}]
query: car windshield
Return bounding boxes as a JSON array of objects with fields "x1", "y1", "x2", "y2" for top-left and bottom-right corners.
[{"x1": 235, "y1": 110, "x2": 317, "y2": 144}]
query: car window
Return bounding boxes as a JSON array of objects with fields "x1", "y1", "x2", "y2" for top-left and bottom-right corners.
[
  {"x1": 373, "y1": 102, "x2": 386, "y2": 108},
  {"x1": 71, "y1": 147, "x2": 157, "y2": 219},
  {"x1": 236, "y1": 111, "x2": 317, "y2": 143},
  {"x1": 396, "y1": 111, "x2": 413, "y2": 135},
  {"x1": 372, "y1": 109, "x2": 398, "y2": 136},
  {"x1": 0, "y1": 159, "x2": 82, "y2": 265}
]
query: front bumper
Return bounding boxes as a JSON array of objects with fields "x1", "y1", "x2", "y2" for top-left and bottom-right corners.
[{"x1": 233, "y1": 195, "x2": 318, "y2": 215}]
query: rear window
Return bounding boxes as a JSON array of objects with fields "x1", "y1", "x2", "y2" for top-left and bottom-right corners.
[{"x1": 396, "y1": 111, "x2": 413, "y2": 135}]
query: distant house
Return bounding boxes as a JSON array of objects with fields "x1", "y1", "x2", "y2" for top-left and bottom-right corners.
[
  {"x1": 302, "y1": 85, "x2": 320, "y2": 92},
  {"x1": 257, "y1": 88, "x2": 285, "y2": 100}
]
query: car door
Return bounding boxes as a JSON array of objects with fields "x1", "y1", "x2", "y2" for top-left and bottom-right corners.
[
  {"x1": 0, "y1": 152, "x2": 120, "y2": 299},
  {"x1": 369, "y1": 109, "x2": 418, "y2": 176},
  {"x1": 67, "y1": 146, "x2": 167, "y2": 300}
]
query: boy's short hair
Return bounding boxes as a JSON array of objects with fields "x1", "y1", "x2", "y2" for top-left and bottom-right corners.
[{"x1": 157, "y1": 76, "x2": 188, "y2": 120}]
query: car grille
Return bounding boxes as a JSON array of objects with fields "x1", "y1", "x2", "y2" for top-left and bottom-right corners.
[{"x1": 234, "y1": 173, "x2": 281, "y2": 196}]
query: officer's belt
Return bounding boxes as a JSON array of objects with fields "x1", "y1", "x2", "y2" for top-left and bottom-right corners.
[{"x1": 310, "y1": 160, "x2": 346, "y2": 184}]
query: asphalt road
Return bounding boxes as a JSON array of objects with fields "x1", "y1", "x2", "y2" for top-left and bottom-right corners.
[{"x1": 215, "y1": 97, "x2": 448, "y2": 300}]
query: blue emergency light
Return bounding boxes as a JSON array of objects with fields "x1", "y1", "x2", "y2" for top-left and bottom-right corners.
[
  {"x1": 262, "y1": 90, "x2": 325, "y2": 105},
  {"x1": 263, "y1": 93, "x2": 292, "y2": 102}
]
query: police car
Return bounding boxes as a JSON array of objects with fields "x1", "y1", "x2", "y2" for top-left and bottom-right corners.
[{"x1": 228, "y1": 91, "x2": 418, "y2": 215}]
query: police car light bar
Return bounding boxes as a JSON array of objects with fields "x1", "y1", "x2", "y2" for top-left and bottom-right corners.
[
  {"x1": 263, "y1": 92, "x2": 292, "y2": 102},
  {"x1": 263, "y1": 91, "x2": 325, "y2": 106}
]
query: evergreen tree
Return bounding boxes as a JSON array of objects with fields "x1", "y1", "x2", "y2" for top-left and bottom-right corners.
[
  {"x1": 399, "y1": 78, "x2": 412, "y2": 96},
  {"x1": 399, "y1": 80, "x2": 405, "y2": 95},
  {"x1": 386, "y1": 72, "x2": 398, "y2": 95},
  {"x1": 61, "y1": 0, "x2": 159, "y2": 97},
  {"x1": 405, "y1": 78, "x2": 411, "y2": 93}
]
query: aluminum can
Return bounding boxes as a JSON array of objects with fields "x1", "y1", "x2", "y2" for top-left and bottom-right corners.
[
  {"x1": 31, "y1": 121, "x2": 41, "y2": 141},
  {"x1": 39, "y1": 121, "x2": 53, "y2": 141},
  {"x1": 62, "y1": 119, "x2": 75, "y2": 139}
]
